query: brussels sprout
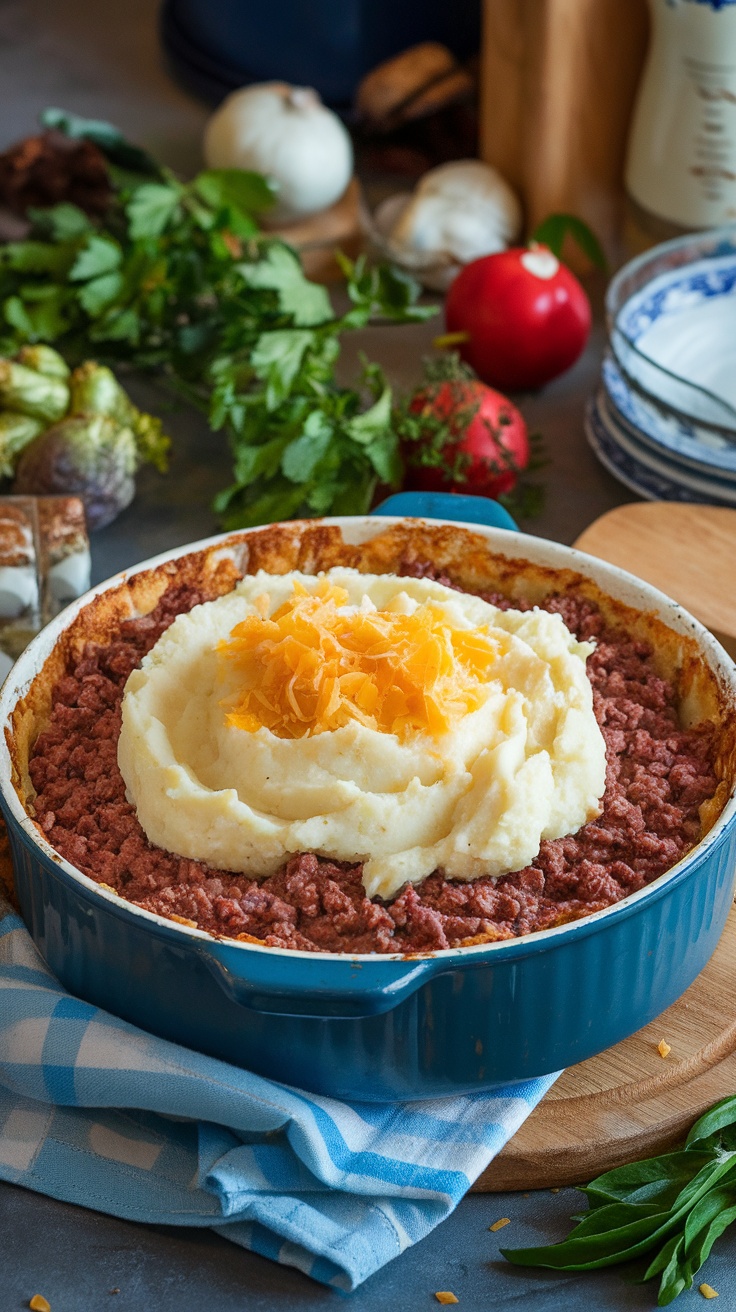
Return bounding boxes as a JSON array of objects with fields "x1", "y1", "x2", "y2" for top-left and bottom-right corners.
[
  {"x1": 69, "y1": 362, "x2": 170, "y2": 471},
  {"x1": 0, "y1": 412, "x2": 44, "y2": 478},
  {"x1": 14, "y1": 415, "x2": 137, "y2": 531},
  {"x1": 0, "y1": 361, "x2": 69, "y2": 424},
  {"x1": 14, "y1": 344, "x2": 71, "y2": 381}
]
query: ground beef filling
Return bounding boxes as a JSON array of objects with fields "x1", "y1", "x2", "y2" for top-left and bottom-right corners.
[{"x1": 27, "y1": 573, "x2": 719, "y2": 954}]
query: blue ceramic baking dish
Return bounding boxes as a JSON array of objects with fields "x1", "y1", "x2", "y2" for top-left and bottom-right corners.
[{"x1": 1, "y1": 495, "x2": 735, "y2": 1101}]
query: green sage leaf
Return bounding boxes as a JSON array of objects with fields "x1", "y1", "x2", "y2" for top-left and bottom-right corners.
[
  {"x1": 686, "y1": 1097, "x2": 736, "y2": 1151},
  {"x1": 682, "y1": 1186, "x2": 736, "y2": 1273},
  {"x1": 644, "y1": 1232, "x2": 682, "y2": 1282},
  {"x1": 502, "y1": 1203, "x2": 675, "y2": 1271},
  {"x1": 583, "y1": 1152, "x2": 715, "y2": 1210},
  {"x1": 531, "y1": 213, "x2": 607, "y2": 271},
  {"x1": 657, "y1": 1235, "x2": 688, "y2": 1305}
]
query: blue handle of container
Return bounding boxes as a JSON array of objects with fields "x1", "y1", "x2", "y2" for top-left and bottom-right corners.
[
  {"x1": 371, "y1": 491, "x2": 519, "y2": 532},
  {"x1": 198, "y1": 945, "x2": 441, "y2": 1018}
]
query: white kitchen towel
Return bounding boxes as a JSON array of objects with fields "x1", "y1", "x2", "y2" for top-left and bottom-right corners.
[{"x1": 0, "y1": 894, "x2": 557, "y2": 1290}]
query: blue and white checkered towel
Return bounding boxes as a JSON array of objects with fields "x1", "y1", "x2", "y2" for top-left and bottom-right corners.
[{"x1": 0, "y1": 894, "x2": 557, "y2": 1290}]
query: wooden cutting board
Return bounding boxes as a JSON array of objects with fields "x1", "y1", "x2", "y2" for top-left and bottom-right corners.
[
  {"x1": 573, "y1": 502, "x2": 736, "y2": 656},
  {"x1": 476, "y1": 502, "x2": 736, "y2": 1191}
]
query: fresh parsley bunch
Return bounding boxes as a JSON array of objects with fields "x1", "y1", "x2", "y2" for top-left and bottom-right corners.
[
  {"x1": 503, "y1": 1095, "x2": 736, "y2": 1305},
  {"x1": 0, "y1": 109, "x2": 435, "y2": 527}
]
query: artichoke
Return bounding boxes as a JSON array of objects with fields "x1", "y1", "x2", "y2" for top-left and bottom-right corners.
[
  {"x1": 3, "y1": 351, "x2": 170, "y2": 527},
  {"x1": 14, "y1": 414, "x2": 137, "y2": 530},
  {"x1": 0, "y1": 359, "x2": 69, "y2": 423},
  {"x1": 69, "y1": 361, "x2": 133, "y2": 422},
  {"x1": 69, "y1": 362, "x2": 169, "y2": 471},
  {"x1": 0, "y1": 411, "x2": 44, "y2": 478},
  {"x1": 14, "y1": 344, "x2": 70, "y2": 381}
]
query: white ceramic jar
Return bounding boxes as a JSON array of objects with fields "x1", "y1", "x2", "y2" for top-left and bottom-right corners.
[{"x1": 626, "y1": 0, "x2": 736, "y2": 229}]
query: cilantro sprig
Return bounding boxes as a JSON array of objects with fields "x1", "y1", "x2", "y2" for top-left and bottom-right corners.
[
  {"x1": 503, "y1": 1096, "x2": 736, "y2": 1304},
  {"x1": 0, "y1": 111, "x2": 436, "y2": 527}
]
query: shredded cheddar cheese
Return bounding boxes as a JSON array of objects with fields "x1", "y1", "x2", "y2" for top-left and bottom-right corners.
[{"x1": 219, "y1": 579, "x2": 498, "y2": 740}]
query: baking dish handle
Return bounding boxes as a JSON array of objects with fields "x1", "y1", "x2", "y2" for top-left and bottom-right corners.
[
  {"x1": 198, "y1": 944, "x2": 444, "y2": 1018},
  {"x1": 371, "y1": 491, "x2": 519, "y2": 532}
]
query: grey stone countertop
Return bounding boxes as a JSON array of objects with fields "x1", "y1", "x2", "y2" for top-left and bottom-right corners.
[{"x1": 2, "y1": 2, "x2": 736, "y2": 1309}]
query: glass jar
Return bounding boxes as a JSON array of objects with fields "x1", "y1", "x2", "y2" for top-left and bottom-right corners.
[{"x1": 625, "y1": 0, "x2": 736, "y2": 231}]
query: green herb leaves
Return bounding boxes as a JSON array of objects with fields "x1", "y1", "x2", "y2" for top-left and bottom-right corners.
[
  {"x1": 126, "y1": 183, "x2": 182, "y2": 240},
  {"x1": 251, "y1": 329, "x2": 315, "y2": 409},
  {"x1": 0, "y1": 110, "x2": 438, "y2": 527},
  {"x1": 281, "y1": 412, "x2": 333, "y2": 483},
  {"x1": 193, "y1": 168, "x2": 275, "y2": 218},
  {"x1": 502, "y1": 1095, "x2": 736, "y2": 1305},
  {"x1": 69, "y1": 235, "x2": 122, "y2": 281},
  {"x1": 68, "y1": 236, "x2": 124, "y2": 315},
  {"x1": 238, "y1": 244, "x2": 333, "y2": 326},
  {"x1": 209, "y1": 309, "x2": 401, "y2": 530}
]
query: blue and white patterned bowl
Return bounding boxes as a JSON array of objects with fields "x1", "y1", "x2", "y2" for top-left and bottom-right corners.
[
  {"x1": 585, "y1": 390, "x2": 736, "y2": 507},
  {"x1": 606, "y1": 227, "x2": 736, "y2": 434},
  {"x1": 602, "y1": 354, "x2": 736, "y2": 482}
]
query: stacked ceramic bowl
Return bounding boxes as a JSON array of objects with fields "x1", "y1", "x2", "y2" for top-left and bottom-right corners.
[{"x1": 586, "y1": 226, "x2": 736, "y2": 505}]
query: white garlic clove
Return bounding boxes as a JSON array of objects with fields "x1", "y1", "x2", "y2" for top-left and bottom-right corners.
[
  {"x1": 390, "y1": 193, "x2": 505, "y2": 265},
  {"x1": 387, "y1": 159, "x2": 522, "y2": 266}
]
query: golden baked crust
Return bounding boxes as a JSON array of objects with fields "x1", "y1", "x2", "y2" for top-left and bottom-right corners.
[{"x1": 0, "y1": 820, "x2": 18, "y2": 909}]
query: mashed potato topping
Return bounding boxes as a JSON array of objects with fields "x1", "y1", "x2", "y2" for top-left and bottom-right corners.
[{"x1": 118, "y1": 569, "x2": 607, "y2": 901}]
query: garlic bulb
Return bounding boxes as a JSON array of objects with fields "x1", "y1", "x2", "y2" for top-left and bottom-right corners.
[
  {"x1": 374, "y1": 160, "x2": 522, "y2": 291},
  {"x1": 204, "y1": 82, "x2": 354, "y2": 225}
]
